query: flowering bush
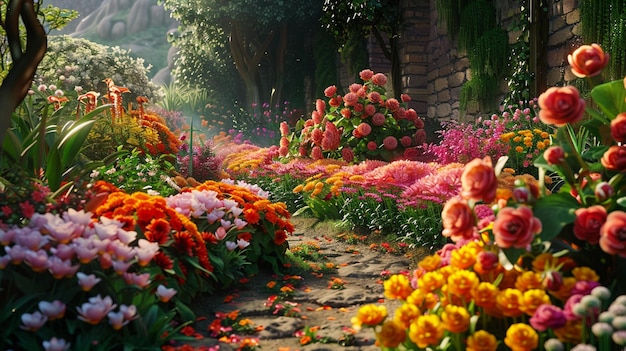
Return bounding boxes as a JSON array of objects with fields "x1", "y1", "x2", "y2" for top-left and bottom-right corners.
[
  {"x1": 176, "y1": 135, "x2": 223, "y2": 183},
  {"x1": 355, "y1": 43, "x2": 626, "y2": 351},
  {"x1": 281, "y1": 70, "x2": 426, "y2": 162}
]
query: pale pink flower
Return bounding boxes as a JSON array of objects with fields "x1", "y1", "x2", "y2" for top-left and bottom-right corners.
[
  {"x1": 6, "y1": 244, "x2": 28, "y2": 264},
  {"x1": 124, "y1": 272, "x2": 152, "y2": 288},
  {"x1": 215, "y1": 226, "x2": 227, "y2": 240},
  {"x1": 0, "y1": 228, "x2": 16, "y2": 245},
  {"x1": 120, "y1": 304, "x2": 137, "y2": 321},
  {"x1": 237, "y1": 239, "x2": 250, "y2": 249},
  {"x1": 108, "y1": 310, "x2": 127, "y2": 330},
  {"x1": 25, "y1": 249, "x2": 49, "y2": 272},
  {"x1": 0, "y1": 255, "x2": 10, "y2": 268},
  {"x1": 77, "y1": 295, "x2": 117, "y2": 325},
  {"x1": 77, "y1": 272, "x2": 101, "y2": 291},
  {"x1": 43, "y1": 337, "x2": 71, "y2": 351},
  {"x1": 233, "y1": 218, "x2": 248, "y2": 230},
  {"x1": 38, "y1": 300, "x2": 66, "y2": 320},
  {"x1": 225, "y1": 241, "x2": 238, "y2": 251},
  {"x1": 111, "y1": 242, "x2": 135, "y2": 261},
  {"x1": 15, "y1": 230, "x2": 49, "y2": 250},
  {"x1": 112, "y1": 259, "x2": 132, "y2": 275},
  {"x1": 156, "y1": 284, "x2": 178, "y2": 303},
  {"x1": 20, "y1": 311, "x2": 47, "y2": 331},
  {"x1": 136, "y1": 239, "x2": 159, "y2": 266},
  {"x1": 50, "y1": 244, "x2": 75, "y2": 261},
  {"x1": 115, "y1": 228, "x2": 137, "y2": 245},
  {"x1": 73, "y1": 239, "x2": 99, "y2": 264},
  {"x1": 48, "y1": 256, "x2": 79, "y2": 279}
]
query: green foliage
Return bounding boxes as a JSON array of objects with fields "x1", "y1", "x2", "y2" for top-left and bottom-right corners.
[
  {"x1": 36, "y1": 35, "x2": 163, "y2": 103},
  {"x1": 457, "y1": 0, "x2": 496, "y2": 52}
]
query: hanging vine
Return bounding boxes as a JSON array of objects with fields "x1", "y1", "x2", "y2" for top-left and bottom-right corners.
[{"x1": 580, "y1": 0, "x2": 626, "y2": 79}]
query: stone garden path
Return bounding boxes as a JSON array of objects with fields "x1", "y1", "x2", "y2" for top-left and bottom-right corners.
[{"x1": 179, "y1": 217, "x2": 420, "y2": 351}]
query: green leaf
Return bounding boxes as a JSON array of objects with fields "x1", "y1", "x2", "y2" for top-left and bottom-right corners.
[
  {"x1": 591, "y1": 80, "x2": 626, "y2": 119},
  {"x1": 534, "y1": 192, "x2": 579, "y2": 242},
  {"x1": 45, "y1": 148, "x2": 63, "y2": 190}
]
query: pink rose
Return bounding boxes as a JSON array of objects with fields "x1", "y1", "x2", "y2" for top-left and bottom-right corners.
[
  {"x1": 475, "y1": 251, "x2": 499, "y2": 272},
  {"x1": 311, "y1": 110, "x2": 322, "y2": 124},
  {"x1": 460, "y1": 157, "x2": 497, "y2": 203},
  {"x1": 401, "y1": 93, "x2": 411, "y2": 102},
  {"x1": 573, "y1": 205, "x2": 606, "y2": 244},
  {"x1": 343, "y1": 92, "x2": 359, "y2": 107},
  {"x1": 279, "y1": 121, "x2": 289, "y2": 136},
  {"x1": 601, "y1": 145, "x2": 626, "y2": 171},
  {"x1": 382, "y1": 136, "x2": 398, "y2": 151},
  {"x1": 367, "y1": 141, "x2": 378, "y2": 151},
  {"x1": 356, "y1": 123, "x2": 372, "y2": 138},
  {"x1": 349, "y1": 83, "x2": 362, "y2": 93},
  {"x1": 415, "y1": 129, "x2": 426, "y2": 144},
  {"x1": 324, "y1": 85, "x2": 337, "y2": 97},
  {"x1": 567, "y1": 43, "x2": 609, "y2": 78},
  {"x1": 372, "y1": 73, "x2": 387, "y2": 86},
  {"x1": 595, "y1": 182, "x2": 613, "y2": 202},
  {"x1": 400, "y1": 136, "x2": 413, "y2": 147},
  {"x1": 563, "y1": 294, "x2": 584, "y2": 321},
  {"x1": 359, "y1": 69, "x2": 374, "y2": 81},
  {"x1": 441, "y1": 198, "x2": 476, "y2": 242},
  {"x1": 599, "y1": 210, "x2": 626, "y2": 257},
  {"x1": 493, "y1": 205, "x2": 542, "y2": 248},
  {"x1": 611, "y1": 113, "x2": 626, "y2": 143},
  {"x1": 368, "y1": 91, "x2": 381, "y2": 103},
  {"x1": 316, "y1": 99, "x2": 326, "y2": 114},
  {"x1": 386, "y1": 98, "x2": 400, "y2": 112},
  {"x1": 405, "y1": 108, "x2": 418, "y2": 121},
  {"x1": 529, "y1": 304, "x2": 567, "y2": 331},
  {"x1": 329, "y1": 95, "x2": 342, "y2": 108},
  {"x1": 544, "y1": 146, "x2": 565, "y2": 165},
  {"x1": 311, "y1": 146, "x2": 323, "y2": 160},
  {"x1": 372, "y1": 113, "x2": 386, "y2": 126},
  {"x1": 403, "y1": 147, "x2": 419, "y2": 160},
  {"x1": 364, "y1": 104, "x2": 376, "y2": 116},
  {"x1": 341, "y1": 147, "x2": 354, "y2": 163},
  {"x1": 538, "y1": 86, "x2": 585, "y2": 126},
  {"x1": 321, "y1": 122, "x2": 341, "y2": 151},
  {"x1": 542, "y1": 270, "x2": 563, "y2": 291},
  {"x1": 311, "y1": 128, "x2": 323, "y2": 145}
]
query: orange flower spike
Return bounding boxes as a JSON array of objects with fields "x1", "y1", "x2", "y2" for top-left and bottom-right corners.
[
  {"x1": 77, "y1": 91, "x2": 100, "y2": 115},
  {"x1": 47, "y1": 95, "x2": 69, "y2": 111},
  {"x1": 136, "y1": 96, "x2": 149, "y2": 117}
]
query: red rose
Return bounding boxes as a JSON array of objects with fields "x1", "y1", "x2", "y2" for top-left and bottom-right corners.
[
  {"x1": 567, "y1": 43, "x2": 609, "y2": 78},
  {"x1": 401, "y1": 93, "x2": 411, "y2": 102},
  {"x1": 599, "y1": 210, "x2": 626, "y2": 257},
  {"x1": 367, "y1": 141, "x2": 378, "y2": 151},
  {"x1": 400, "y1": 136, "x2": 413, "y2": 147},
  {"x1": 341, "y1": 147, "x2": 354, "y2": 163},
  {"x1": 382, "y1": 136, "x2": 398, "y2": 151},
  {"x1": 460, "y1": 157, "x2": 497, "y2": 203},
  {"x1": 538, "y1": 86, "x2": 585, "y2": 126},
  {"x1": 329, "y1": 95, "x2": 342, "y2": 108},
  {"x1": 372, "y1": 113, "x2": 386, "y2": 126},
  {"x1": 356, "y1": 123, "x2": 372, "y2": 138},
  {"x1": 493, "y1": 205, "x2": 542, "y2": 248},
  {"x1": 414, "y1": 129, "x2": 426, "y2": 145},
  {"x1": 573, "y1": 205, "x2": 606, "y2": 244},
  {"x1": 610, "y1": 113, "x2": 626, "y2": 143},
  {"x1": 601, "y1": 145, "x2": 626, "y2": 171},
  {"x1": 324, "y1": 85, "x2": 337, "y2": 97},
  {"x1": 364, "y1": 104, "x2": 376, "y2": 116},
  {"x1": 403, "y1": 147, "x2": 419, "y2": 160},
  {"x1": 544, "y1": 146, "x2": 565, "y2": 165},
  {"x1": 441, "y1": 198, "x2": 476, "y2": 242},
  {"x1": 405, "y1": 108, "x2": 418, "y2": 121}
]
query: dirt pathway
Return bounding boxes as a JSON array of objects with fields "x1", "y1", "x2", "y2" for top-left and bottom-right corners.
[{"x1": 179, "y1": 217, "x2": 420, "y2": 351}]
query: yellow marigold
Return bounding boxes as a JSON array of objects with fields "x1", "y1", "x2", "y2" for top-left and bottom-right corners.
[
  {"x1": 349, "y1": 175, "x2": 365, "y2": 182},
  {"x1": 351, "y1": 304, "x2": 387, "y2": 331},
  {"x1": 536, "y1": 141, "x2": 546, "y2": 150},
  {"x1": 417, "y1": 271, "x2": 445, "y2": 293},
  {"x1": 441, "y1": 304, "x2": 470, "y2": 333},
  {"x1": 408, "y1": 314, "x2": 445, "y2": 348},
  {"x1": 376, "y1": 319, "x2": 406, "y2": 348},
  {"x1": 406, "y1": 289, "x2": 425, "y2": 307},
  {"x1": 515, "y1": 271, "x2": 543, "y2": 291},
  {"x1": 302, "y1": 182, "x2": 316, "y2": 192},
  {"x1": 504, "y1": 323, "x2": 538, "y2": 351},
  {"x1": 520, "y1": 289, "x2": 551, "y2": 316},
  {"x1": 515, "y1": 146, "x2": 524, "y2": 153},
  {"x1": 393, "y1": 303, "x2": 421, "y2": 329},
  {"x1": 513, "y1": 136, "x2": 522, "y2": 143},
  {"x1": 424, "y1": 292, "x2": 439, "y2": 310},
  {"x1": 572, "y1": 266, "x2": 599, "y2": 282},
  {"x1": 417, "y1": 254, "x2": 441, "y2": 272},
  {"x1": 447, "y1": 270, "x2": 479, "y2": 299},
  {"x1": 293, "y1": 184, "x2": 304, "y2": 193},
  {"x1": 466, "y1": 330, "x2": 498, "y2": 351},
  {"x1": 540, "y1": 131, "x2": 550, "y2": 138},
  {"x1": 450, "y1": 245, "x2": 477, "y2": 270},
  {"x1": 438, "y1": 265, "x2": 458, "y2": 281},
  {"x1": 384, "y1": 274, "x2": 413, "y2": 300},
  {"x1": 471, "y1": 282, "x2": 499, "y2": 309},
  {"x1": 310, "y1": 188, "x2": 323, "y2": 197},
  {"x1": 500, "y1": 132, "x2": 515, "y2": 142},
  {"x1": 496, "y1": 288, "x2": 524, "y2": 317},
  {"x1": 523, "y1": 140, "x2": 533, "y2": 147},
  {"x1": 439, "y1": 284, "x2": 465, "y2": 307},
  {"x1": 330, "y1": 185, "x2": 340, "y2": 195},
  {"x1": 314, "y1": 181, "x2": 324, "y2": 189}
]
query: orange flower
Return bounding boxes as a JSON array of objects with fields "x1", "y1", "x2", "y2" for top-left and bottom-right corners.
[
  {"x1": 243, "y1": 207, "x2": 261, "y2": 225},
  {"x1": 393, "y1": 303, "x2": 421, "y2": 329},
  {"x1": 274, "y1": 229, "x2": 288, "y2": 245},
  {"x1": 466, "y1": 330, "x2": 498, "y2": 351},
  {"x1": 145, "y1": 218, "x2": 171, "y2": 245},
  {"x1": 504, "y1": 323, "x2": 538, "y2": 351},
  {"x1": 553, "y1": 319, "x2": 582, "y2": 344},
  {"x1": 408, "y1": 314, "x2": 445, "y2": 348},
  {"x1": 571, "y1": 266, "x2": 599, "y2": 282},
  {"x1": 531, "y1": 252, "x2": 559, "y2": 272},
  {"x1": 496, "y1": 288, "x2": 524, "y2": 317},
  {"x1": 520, "y1": 289, "x2": 550, "y2": 316},
  {"x1": 538, "y1": 86, "x2": 585, "y2": 126},
  {"x1": 351, "y1": 304, "x2": 387, "y2": 330},
  {"x1": 471, "y1": 282, "x2": 499, "y2": 310},
  {"x1": 441, "y1": 304, "x2": 470, "y2": 333},
  {"x1": 447, "y1": 270, "x2": 479, "y2": 300},
  {"x1": 450, "y1": 244, "x2": 477, "y2": 270},
  {"x1": 384, "y1": 274, "x2": 413, "y2": 300},
  {"x1": 567, "y1": 43, "x2": 609, "y2": 78},
  {"x1": 441, "y1": 198, "x2": 476, "y2": 242},
  {"x1": 376, "y1": 319, "x2": 406, "y2": 348},
  {"x1": 514, "y1": 271, "x2": 543, "y2": 291},
  {"x1": 460, "y1": 157, "x2": 497, "y2": 203},
  {"x1": 417, "y1": 271, "x2": 445, "y2": 293},
  {"x1": 417, "y1": 254, "x2": 441, "y2": 272}
]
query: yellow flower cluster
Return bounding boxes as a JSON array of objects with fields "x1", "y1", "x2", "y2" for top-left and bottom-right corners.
[
  {"x1": 351, "y1": 240, "x2": 604, "y2": 350},
  {"x1": 293, "y1": 171, "x2": 348, "y2": 198},
  {"x1": 500, "y1": 129, "x2": 552, "y2": 157}
]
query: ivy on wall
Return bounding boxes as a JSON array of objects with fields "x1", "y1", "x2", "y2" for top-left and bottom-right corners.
[
  {"x1": 435, "y1": 0, "x2": 511, "y2": 112},
  {"x1": 580, "y1": 0, "x2": 626, "y2": 79}
]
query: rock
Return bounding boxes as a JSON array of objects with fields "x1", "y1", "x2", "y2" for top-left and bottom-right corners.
[
  {"x1": 96, "y1": 14, "x2": 115, "y2": 40},
  {"x1": 127, "y1": 0, "x2": 152, "y2": 34},
  {"x1": 110, "y1": 21, "x2": 127, "y2": 39}
]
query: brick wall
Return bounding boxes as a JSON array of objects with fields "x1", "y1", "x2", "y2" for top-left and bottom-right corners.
[{"x1": 363, "y1": 0, "x2": 582, "y2": 122}]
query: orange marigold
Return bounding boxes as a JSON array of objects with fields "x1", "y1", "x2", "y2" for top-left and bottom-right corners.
[
  {"x1": 496, "y1": 288, "x2": 524, "y2": 317},
  {"x1": 376, "y1": 319, "x2": 406, "y2": 348},
  {"x1": 408, "y1": 314, "x2": 445, "y2": 349},
  {"x1": 466, "y1": 330, "x2": 498, "y2": 351},
  {"x1": 384, "y1": 274, "x2": 413, "y2": 300},
  {"x1": 441, "y1": 304, "x2": 470, "y2": 333},
  {"x1": 393, "y1": 303, "x2": 421, "y2": 329},
  {"x1": 351, "y1": 304, "x2": 387, "y2": 331},
  {"x1": 504, "y1": 323, "x2": 538, "y2": 351}
]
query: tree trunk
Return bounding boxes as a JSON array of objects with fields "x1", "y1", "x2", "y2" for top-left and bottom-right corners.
[
  {"x1": 0, "y1": 0, "x2": 47, "y2": 147},
  {"x1": 270, "y1": 24, "x2": 288, "y2": 109}
]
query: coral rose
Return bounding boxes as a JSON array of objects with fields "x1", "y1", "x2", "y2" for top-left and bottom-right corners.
[
  {"x1": 601, "y1": 145, "x2": 626, "y2": 171},
  {"x1": 573, "y1": 205, "x2": 606, "y2": 244},
  {"x1": 386, "y1": 98, "x2": 400, "y2": 111},
  {"x1": 401, "y1": 93, "x2": 411, "y2": 102},
  {"x1": 599, "y1": 210, "x2": 626, "y2": 257},
  {"x1": 567, "y1": 43, "x2": 609, "y2": 78},
  {"x1": 343, "y1": 92, "x2": 359, "y2": 107},
  {"x1": 315, "y1": 99, "x2": 326, "y2": 114},
  {"x1": 544, "y1": 146, "x2": 565, "y2": 165},
  {"x1": 355, "y1": 123, "x2": 372, "y2": 137},
  {"x1": 372, "y1": 73, "x2": 387, "y2": 86},
  {"x1": 372, "y1": 112, "x2": 386, "y2": 126},
  {"x1": 341, "y1": 147, "x2": 354, "y2": 163},
  {"x1": 368, "y1": 91, "x2": 381, "y2": 103},
  {"x1": 441, "y1": 198, "x2": 476, "y2": 242},
  {"x1": 382, "y1": 136, "x2": 398, "y2": 151},
  {"x1": 367, "y1": 141, "x2": 378, "y2": 151},
  {"x1": 611, "y1": 113, "x2": 626, "y2": 143},
  {"x1": 538, "y1": 86, "x2": 585, "y2": 126},
  {"x1": 323, "y1": 85, "x2": 337, "y2": 97},
  {"x1": 460, "y1": 157, "x2": 497, "y2": 203},
  {"x1": 359, "y1": 69, "x2": 374, "y2": 81},
  {"x1": 493, "y1": 205, "x2": 542, "y2": 248}
]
